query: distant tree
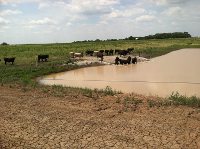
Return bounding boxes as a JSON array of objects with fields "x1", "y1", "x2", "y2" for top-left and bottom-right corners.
[
  {"x1": 95, "y1": 39, "x2": 101, "y2": 42},
  {"x1": 1, "y1": 42, "x2": 9, "y2": 45},
  {"x1": 128, "y1": 36, "x2": 134, "y2": 40}
]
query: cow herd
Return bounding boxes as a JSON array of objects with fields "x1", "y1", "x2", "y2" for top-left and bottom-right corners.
[
  {"x1": 1, "y1": 55, "x2": 49, "y2": 65},
  {"x1": 2, "y1": 47, "x2": 135, "y2": 65},
  {"x1": 69, "y1": 47, "x2": 137, "y2": 65},
  {"x1": 84, "y1": 48, "x2": 134, "y2": 57}
]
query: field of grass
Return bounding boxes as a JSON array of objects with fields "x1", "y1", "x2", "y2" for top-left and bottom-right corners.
[
  {"x1": 1, "y1": 38, "x2": 200, "y2": 107},
  {"x1": 1, "y1": 38, "x2": 200, "y2": 68}
]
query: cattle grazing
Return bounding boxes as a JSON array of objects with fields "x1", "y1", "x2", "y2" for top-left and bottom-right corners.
[
  {"x1": 119, "y1": 50, "x2": 128, "y2": 57},
  {"x1": 115, "y1": 49, "x2": 120, "y2": 54},
  {"x1": 38, "y1": 55, "x2": 49, "y2": 62},
  {"x1": 85, "y1": 50, "x2": 94, "y2": 56},
  {"x1": 109, "y1": 49, "x2": 114, "y2": 55},
  {"x1": 127, "y1": 48, "x2": 134, "y2": 53},
  {"x1": 69, "y1": 52, "x2": 74, "y2": 58},
  {"x1": 97, "y1": 53, "x2": 104, "y2": 62},
  {"x1": 99, "y1": 50, "x2": 104, "y2": 54},
  {"x1": 105, "y1": 50, "x2": 109, "y2": 55},
  {"x1": 132, "y1": 57, "x2": 137, "y2": 64},
  {"x1": 74, "y1": 52, "x2": 83, "y2": 58},
  {"x1": 4, "y1": 57, "x2": 16, "y2": 65}
]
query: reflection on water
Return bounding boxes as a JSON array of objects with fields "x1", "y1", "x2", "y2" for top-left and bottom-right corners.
[{"x1": 40, "y1": 48, "x2": 200, "y2": 97}]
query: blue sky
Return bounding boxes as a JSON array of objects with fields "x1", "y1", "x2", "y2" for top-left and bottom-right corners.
[{"x1": 0, "y1": 0, "x2": 200, "y2": 44}]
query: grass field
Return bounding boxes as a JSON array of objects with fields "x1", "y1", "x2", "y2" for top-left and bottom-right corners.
[
  {"x1": 1, "y1": 38, "x2": 200, "y2": 107},
  {"x1": 1, "y1": 38, "x2": 200, "y2": 68}
]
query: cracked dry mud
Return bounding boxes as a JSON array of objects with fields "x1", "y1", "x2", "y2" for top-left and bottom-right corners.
[{"x1": 0, "y1": 83, "x2": 200, "y2": 149}]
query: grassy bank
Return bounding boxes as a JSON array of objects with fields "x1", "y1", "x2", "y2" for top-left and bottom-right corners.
[{"x1": 0, "y1": 38, "x2": 200, "y2": 107}]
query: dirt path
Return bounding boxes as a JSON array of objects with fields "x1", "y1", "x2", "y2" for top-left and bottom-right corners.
[{"x1": 1, "y1": 83, "x2": 200, "y2": 148}]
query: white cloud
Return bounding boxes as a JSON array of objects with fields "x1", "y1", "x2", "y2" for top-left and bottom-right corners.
[
  {"x1": 0, "y1": 10, "x2": 22, "y2": 15},
  {"x1": 3, "y1": 26, "x2": 10, "y2": 29},
  {"x1": 23, "y1": 26, "x2": 36, "y2": 29},
  {"x1": 162, "y1": 6, "x2": 184, "y2": 16},
  {"x1": 69, "y1": 15, "x2": 87, "y2": 21},
  {"x1": 98, "y1": 21, "x2": 108, "y2": 25},
  {"x1": 102, "y1": 8, "x2": 146, "y2": 20},
  {"x1": 136, "y1": 15, "x2": 156, "y2": 22},
  {"x1": 49, "y1": 25, "x2": 61, "y2": 30},
  {"x1": 38, "y1": 2, "x2": 51, "y2": 9},
  {"x1": 171, "y1": 22, "x2": 177, "y2": 26},
  {"x1": 66, "y1": 22, "x2": 72, "y2": 27},
  {"x1": 151, "y1": 0, "x2": 192, "y2": 6},
  {"x1": 0, "y1": 0, "x2": 44, "y2": 5},
  {"x1": 0, "y1": 0, "x2": 8, "y2": 5},
  {"x1": 54, "y1": 0, "x2": 120, "y2": 16},
  {"x1": 0, "y1": 17, "x2": 10, "y2": 24},
  {"x1": 29, "y1": 18, "x2": 58, "y2": 25},
  {"x1": 149, "y1": 10, "x2": 157, "y2": 15}
]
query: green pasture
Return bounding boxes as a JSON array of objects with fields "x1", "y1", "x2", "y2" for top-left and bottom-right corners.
[{"x1": 0, "y1": 38, "x2": 200, "y2": 68}]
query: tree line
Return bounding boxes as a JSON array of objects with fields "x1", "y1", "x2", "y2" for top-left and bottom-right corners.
[
  {"x1": 1, "y1": 32, "x2": 192, "y2": 45},
  {"x1": 73, "y1": 32, "x2": 192, "y2": 43}
]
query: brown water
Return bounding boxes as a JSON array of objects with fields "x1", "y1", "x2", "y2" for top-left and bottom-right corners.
[{"x1": 40, "y1": 48, "x2": 200, "y2": 97}]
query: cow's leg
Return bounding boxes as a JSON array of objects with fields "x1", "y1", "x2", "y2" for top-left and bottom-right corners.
[
  {"x1": 5, "y1": 61, "x2": 6, "y2": 65},
  {"x1": 45, "y1": 58, "x2": 47, "y2": 62}
]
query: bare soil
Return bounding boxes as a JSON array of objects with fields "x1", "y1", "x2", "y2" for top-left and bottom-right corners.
[{"x1": 1, "y1": 54, "x2": 200, "y2": 148}]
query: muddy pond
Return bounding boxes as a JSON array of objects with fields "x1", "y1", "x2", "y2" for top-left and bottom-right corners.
[{"x1": 40, "y1": 48, "x2": 200, "y2": 98}]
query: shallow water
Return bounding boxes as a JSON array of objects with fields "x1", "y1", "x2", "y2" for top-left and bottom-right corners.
[{"x1": 40, "y1": 48, "x2": 200, "y2": 97}]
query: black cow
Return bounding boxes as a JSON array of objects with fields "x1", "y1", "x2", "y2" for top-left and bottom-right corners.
[
  {"x1": 99, "y1": 50, "x2": 104, "y2": 54},
  {"x1": 119, "y1": 50, "x2": 128, "y2": 57},
  {"x1": 85, "y1": 50, "x2": 94, "y2": 56},
  {"x1": 115, "y1": 56, "x2": 131, "y2": 65},
  {"x1": 132, "y1": 57, "x2": 137, "y2": 64},
  {"x1": 0, "y1": 59, "x2": 1, "y2": 61},
  {"x1": 109, "y1": 49, "x2": 114, "y2": 55},
  {"x1": 105, "y1": 50, "x2": 109, "y2": 55},
  {"x1": 38, "y1": 55, "x2": 49, "y2": 62},
  {"x1": 115, "y1": 49, "x2": 120, "y2": 54},
  {"x1": 4, "y1": 57, "x2": 16, "y2": 65},
  {"x1": 115, "y1": 56, "x2": 120, "y2": 65},
  {"x1": 127, "y1": 48, "x2": 134, "y2": 53},
  {"x1": 119, "y1": 56, "x2": 131, "y2": 65},
  {"x1": 97, "y1": 53, "x2": 104, "y2": 62}
]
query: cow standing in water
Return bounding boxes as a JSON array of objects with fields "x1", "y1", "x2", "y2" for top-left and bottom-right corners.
[
  {"x1": 38, "y1": 55, "x2": 49, "y2": 62},
  {"x1": 4, "y1": 57, "x2": 16, "y2": 65},
  {"x1": 132, "y1": 57, "x2": 137, "y2": 64}
]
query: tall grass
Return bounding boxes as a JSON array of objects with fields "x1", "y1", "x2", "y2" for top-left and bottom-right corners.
[{"x1": 147, "y1": 92, "x2": 200, "y2": 108}]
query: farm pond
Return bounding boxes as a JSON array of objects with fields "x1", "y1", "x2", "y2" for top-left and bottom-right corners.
[{"x1": 40, "y1": 48, "x2": 200, "y2": 98}]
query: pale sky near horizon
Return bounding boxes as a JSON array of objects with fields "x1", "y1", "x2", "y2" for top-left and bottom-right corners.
[{"x1": 0, "y1": 0, "x2": 200, "y2": 44}]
